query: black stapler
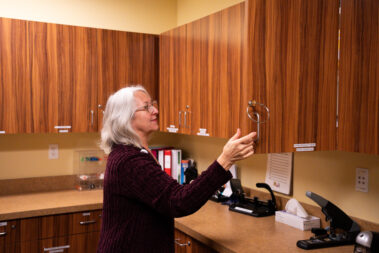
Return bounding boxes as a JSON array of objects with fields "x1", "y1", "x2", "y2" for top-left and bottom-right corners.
[
  {"x1": 228, "y1": 179, "x2": 277, "y2": 217},
  {"x1": 297, "y1": 191, "x2": 361, "y2": 250}
]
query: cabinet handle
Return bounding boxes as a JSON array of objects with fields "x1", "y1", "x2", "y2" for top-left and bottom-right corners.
[
  {"x1": 254, "y1": 112, "x2": 260, "y2": 142},
  {"x1": 90, "y1": 110, "x2": 94, "y2": 126},
  {"x1": 184, "y1": 111, "x2": 187, "y2": 128},
  {"x1": 0, "y1": 232, "x2": 7, "y2": 236},
  {"x1": 44, "y1": 245, "x2": 70, "y2": 252},
  {"x1": 179, "y1": 111, "x2": 182, "y2": 127},
  {"x1": 79, "y1": 220, "x2": 96, "y2": 225},
  {"x1": 246, "y1": 100, "x2": 270, "y2": 143},
  {"x1": 175, "y1": 239, "x2": 191, "y2": 247}
]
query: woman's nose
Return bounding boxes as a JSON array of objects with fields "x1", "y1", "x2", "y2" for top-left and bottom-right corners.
[{"x1": 152, "y1": 106, "x2": 158, "y2": 114}]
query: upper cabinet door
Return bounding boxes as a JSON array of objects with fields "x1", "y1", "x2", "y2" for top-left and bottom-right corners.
[
  {"x1": 242, "y1": 0, "x2": 339, "y2": 153},
  {"x1": 71, "y1": 27, "x2": 100, "y2": 133},
  {"x1": 0, "y1": 18, "x2": 32, "y2": 134},
  {"x1": 338, "y1": 0, "x2": 379, "y2": 155},
  {"x1": 218, "y1": 3, "x2": 245, "y2": 139},
  {"x1": 159, "y1": 2, "x2": 245, "y2": 138},
  {"x1": 99, "y1": 31, "x2": 159, "y2": 130},
  {"x1": 160, "y1": 25, "x2": 189, "y2": 134},
  {"x1": 29, "y1": 22, "x2": 99, "y2": 133}
]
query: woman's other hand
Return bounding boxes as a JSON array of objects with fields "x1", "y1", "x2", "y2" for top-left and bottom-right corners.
[{"x1": 217, "y1": 129, "x2": 256, "y2": 171}]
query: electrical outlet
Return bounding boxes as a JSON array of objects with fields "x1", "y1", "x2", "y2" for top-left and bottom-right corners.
[
  {"x1": 355, "y1": 168, "x2": 368, "y2": 192},
  {"x1": 49, "y1": 144, "x2": 59, "y2": 159}
]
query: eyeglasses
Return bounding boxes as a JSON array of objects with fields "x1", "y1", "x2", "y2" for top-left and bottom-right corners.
[{"x1": 135, "y1": 100, "x2": 158, "y2": 113}]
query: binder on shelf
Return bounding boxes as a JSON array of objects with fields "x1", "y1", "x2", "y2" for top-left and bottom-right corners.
[
  {"x1": 181, "y1": 160, "x2": 190, "y2": 184},
  {"x1": 164, "y1": 150, "x2": 172, "y2": 176},
  {"x1": 171, "y1": 149, "x2": 182, "y2": 182},
  {"x1": 158, "y1": 150, "x2": 165, "y2": 171},
  {"x1": 149, "y1": 146, "x2": 173, "y2": 159}
]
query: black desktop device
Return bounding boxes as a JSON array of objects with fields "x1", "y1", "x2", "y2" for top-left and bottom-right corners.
[
  {"x1": 296, "y1": 191, "x2": 361, "y2": 250},
  {"x1": 228, "y1": 179, "x2": 277, "y2": 217}
]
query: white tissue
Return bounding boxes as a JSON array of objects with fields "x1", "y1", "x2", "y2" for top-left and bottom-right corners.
[{"x1": 285, "y1": 198, "x2": 309, "y2": 218}]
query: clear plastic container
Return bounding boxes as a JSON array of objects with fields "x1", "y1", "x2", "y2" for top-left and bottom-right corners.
[{"x1": 74, "y1": 150, "x2": 107, "y2": 190}]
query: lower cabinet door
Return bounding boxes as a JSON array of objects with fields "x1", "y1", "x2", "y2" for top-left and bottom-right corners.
[
  {"x1": 174, "y1": 229, "x2": 190, "y2": 253},
  {"x1": 40, "y1": 231, "x2": 100, "y2": 253},
  {"x1": 174, "y1": 229, "x2": 217, "y2": 253},
  {"x1": 0, "y1": 241, "x2": 39, "y2": 253}
]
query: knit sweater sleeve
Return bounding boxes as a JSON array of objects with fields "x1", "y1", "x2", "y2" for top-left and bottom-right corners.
[{"x1": 113, "y1": 148, "x2": 232, "y2": 218}]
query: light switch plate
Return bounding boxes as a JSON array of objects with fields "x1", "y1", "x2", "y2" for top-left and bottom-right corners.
[
  {"x1": 355, "y1": 168, "x2": 368, "y2": 192},
  {"x1": 49, "y1": 144, "x2": 59, "y2": 159}
]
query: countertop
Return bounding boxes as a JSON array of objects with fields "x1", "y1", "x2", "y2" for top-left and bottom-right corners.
[
  {"x1": 0, "y1": 190, "x2": 353, "y2": 252},
  {"x1": 175, "y1": 201, "x2": 353, "y2": 253},
  {"x1": 0, "y1": 190, "x2": 103, "y2": 220}
]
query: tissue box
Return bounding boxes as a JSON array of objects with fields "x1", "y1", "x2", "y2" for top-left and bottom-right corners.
[{"x1": 275, "y1": 211, "x2": 320, "y2": 231}]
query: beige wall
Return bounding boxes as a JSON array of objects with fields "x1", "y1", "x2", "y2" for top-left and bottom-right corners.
[
  {"x1": 176, "y1": 0, "x2": 244, "y2": 26},
  {"x1": 0, "y1": 0, "x2": 177, "y2": 34}
]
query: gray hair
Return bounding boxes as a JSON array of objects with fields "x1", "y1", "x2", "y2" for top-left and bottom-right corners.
[{"x1": 100, "y1": 85, "x2": 148, "y2": 154}]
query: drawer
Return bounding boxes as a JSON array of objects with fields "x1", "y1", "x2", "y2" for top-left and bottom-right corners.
[
  {"x1": 40, "y1": 210, "x2": 102, "y2": 239},
  {"x1": 40, "y1": 231, "x2": 100, "y2": 253},
  {"x1": 70, "y1": 210, "x2": 102, "y2": 234},
  {"x1": 0, "y1": 218, "x2": 39, "y2": 245},
  {"x1": 0, "y1": 240, "x2": 39, "y2": 253}
]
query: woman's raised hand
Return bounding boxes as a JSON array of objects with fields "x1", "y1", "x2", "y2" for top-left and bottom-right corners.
[{"x1": 216, "y1": 129, "x2": 256, "y2": 171}]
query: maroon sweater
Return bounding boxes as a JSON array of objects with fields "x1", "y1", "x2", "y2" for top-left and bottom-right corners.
[{"x1": 97, "y1": 144, "x2": 232, "y2": 253}]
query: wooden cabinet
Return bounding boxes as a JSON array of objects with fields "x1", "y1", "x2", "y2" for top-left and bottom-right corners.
[
  {"x1": 174, "y1": 229, "x2": 216, "y2": 253},
  {"x1": 28, "y1": 22, "x2": 100, "y2": 133},
  {"x1": 0, "y1": 17, "x2": 159, "y2": 134},
  {"x1": 0, "y1": 18, "x2": 32, "y2": 134},
  {"x1": 39, "y1": 210, "x2": 102, "y2": 253},
  {"x1": 0, "y1": 217, "x2": 39, "y2": 253},
  {"x1": 0, "y1": 210, "x2": 102, "y2": 253},
  {"x1": 40, "y1": 231, "x2": 100, "y2": 253},
  {"x1": 338, "y1": 0, "x2": 379, "y2": 155},
  {"x1": 97, "y1": 30, "x2": 159, "y2": 130},
  {"x1": 160, "y1": 25, "x2": 191, "y2": 135},
  {"x1": 160, "y1": 3, "x2": 245, "y2": 138},
  {"x1": 242, "y1": 0, "x2": 339, "y2": 153}
]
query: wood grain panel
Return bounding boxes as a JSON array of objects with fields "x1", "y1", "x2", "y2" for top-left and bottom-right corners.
[
  {"x1": 29, "y1": 21, "x2": 53, "y2": 133},
  {"x1": 243, "y1": 0, "x2": 338, "y2": 153},
  {"x1": 338, "y1": 0, "x2": 379, "y2": 154},
  {"x1": 160, "y1": 3, "x2": 244, "y2": 138},
  {"x1": 0, "y1": 217, "x2": 38, "y2": 252},
  {"x1": 98, "y1": 31, "x2": 159, "y2": 130},
  {"x1": 55, "y1": 24, "x2": 74, "y2": 131},
  {"x1": 0, "y1": 18, "x2": 32, "y2": 134},
  {"x1": 71, "y1": 27, "x2": 99, "y2": 132},
  {"x1": 159, "y1": 29, "x2": 179, "y2": 132},
  {"x1": 38, "y1": 232, "x2": 100, "y2": 253},
  {"x1": 159, "y1": 26, "x2": 188, "y2": 133},
  {"x1": 219, "y1": 3, "x2": 245, "y2": 139},
  {"x1": 29, "y1": 21, "x2": 75, "y2": 133},
  {"x1": 159, "y1": 31, "x2": 171, "y2": 132},
  {"x1": 29, "y1": 21, "x2": 60, "y2": 133},
  {"x1": 199, "y1": 14, "x2": 221, "y2": 137},
  {"x1": 186, "y1": 20, "x2": 201, "y2": 135},
  {"x1": 39, "y1": 213, "x2": 70, "y2": 239}
]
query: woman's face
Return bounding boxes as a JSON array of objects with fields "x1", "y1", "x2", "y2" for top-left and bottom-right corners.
[{"x1": 131, "y1": 91, "x2": 159, "y2": 137}]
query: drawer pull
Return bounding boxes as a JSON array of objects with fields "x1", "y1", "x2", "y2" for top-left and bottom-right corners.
[
  {"x1": 175, "y1": 239, "x2": 191, "y2": 247},
  {"x1": 0, "y1": 232, "x2": 7, "y2": 236},
  {"x1": 80, "y1": 220, "x2": 96, "y2": 225},
  {"x1": 44, "y1": 245, "x2": 70, "y2": 252}
]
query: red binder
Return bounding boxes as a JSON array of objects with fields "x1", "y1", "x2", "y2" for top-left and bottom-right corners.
[{"x1": 164, "y1": 150, "x2": 172, "y2": 176}]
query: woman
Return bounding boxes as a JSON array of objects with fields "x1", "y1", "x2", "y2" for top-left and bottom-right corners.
[{"x1": 97, "y1": 85, "x2": 256, "y2": 253}]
